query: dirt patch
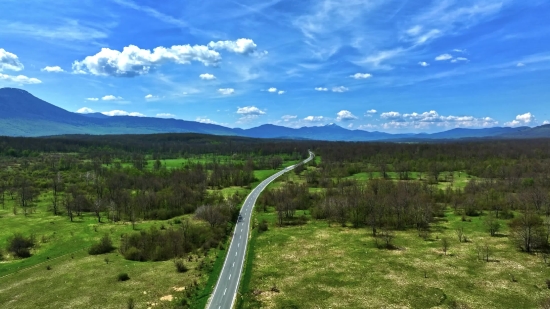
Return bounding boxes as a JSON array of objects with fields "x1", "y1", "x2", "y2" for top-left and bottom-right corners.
[
  {"x1": 160, "y1": 295, "x2": 173, "y2": 301},
  {"x1": 173, "y1": 286, "x2": 186, "y2": 292}
]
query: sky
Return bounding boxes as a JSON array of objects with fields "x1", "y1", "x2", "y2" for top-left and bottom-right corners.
[{"x1": 0, "y1": 0, "x2": 549, "y2": 133}]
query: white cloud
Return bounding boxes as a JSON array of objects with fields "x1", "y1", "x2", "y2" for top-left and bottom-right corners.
[
  {"x1": 208, "y1": 38, "x2": 258, "y2": 55},
  {"x1": 435, "y1": 54, "x2": 453, "y2": 61},
  {"x1": 357, "y1": 48, "x2": 404, "y2": 68},
  {"x1": 156, "y1": 113, "x2": 175, "y2": 118},
  {"x1": 453, "y1": 49, "x2": 466, "y2": 53},
  {"x1": 304, "y1": 116, "x2": 325, "y2": 122},
  {"x1": 451, "y1": 57, "x2": 469, "y2": 63},
  {"x1": 72, "y1": 44, "x2": 222, "y2": 77},
  {"x1": 350, "y1": 73, "x2": 372, "y2": 79},
  {"x1": 218, "y1": 88, "x2": 235, "y2": 95},
  {"x1": 336, "y1": 110, "x2": 358, "y2": 122},
  {"x1": 544, "y1": 120, "x2": 550, "y2": 125},
  {"x1": 237, "y1": 106, "x2": 266, "y2": 116},
  {"x1": 406, "y1": 25, "x2": 422, "y2": 36},
  {"x1": 101, "y1": 110, "x2": 145, "y2": 117},
  {"x1": 195, "y1": 117, "x2": 218, "y2": 124},
  {"x1": 278, "y1": 90, "x2": 285, "y2": 95},
  {"x1": 76, "y1": 107, "x2": 94, "y2": 114},
  {"x1": 379, "y1": 110, "x2": 498, "y2": 130},
  {"x1": 517, "y1": 62, "x2": 525, "y2": 67},
  {"x1": 347, "y1": 123, "x2": 354, "y2": 128},
  {"x1": 102, "y1": 95, "x2": 123, "y2": 101},
  {"x1": 86, "y1": 98, "x2": 99, "y2": 101},
  {"x1": 505, "y1": 112, "x2": 535, "y2": 127},
  {"x1": 41, "y1": 66, "x2": 64, "y2": 73},
  {"x1": 199, "y1": 73, "x2": 216, "y2": 80},
  {"x1": 145, "y1": 94, "x2": 160, "y2": 101},
  {"x1": 268, "y1": 87, "x2": 277, "y2": 93},
  {"x1": 0, "y1": 48, "x2": 24, "y2": 72},
  {"x1": 332, "y1": 86, "x2": 349, "y2": 93},
  {"x1": 419, "y1": 61, "x2": 429, "y2": 67},
  {"x1": 366, "y1": 109, "x2": 377, "y2": 114},
  {"x1": 0, "y1": 73, "x2": 41, "y2": 84},
  {"x1": 358, "y1": 124, "x2": 379, "y2": 130},
  {"x1": 315, "y1": 87, "x2": 328, "y2": 91},
  {"x1": 281, "y1": 115, "x2": 297, "y2": 122}
]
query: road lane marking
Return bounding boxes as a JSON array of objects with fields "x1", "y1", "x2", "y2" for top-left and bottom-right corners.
[
  {"x1": 224, "y1": 288, "x2": 227, "y2": 296},
  {"x1": 233, "y1": 262, "x2": 235, "y2": 267},
  {"x1": 229, "y1": 274, "x2": 231, "y2": 280}
]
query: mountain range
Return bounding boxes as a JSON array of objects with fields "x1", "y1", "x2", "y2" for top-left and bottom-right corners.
[{"x1": 0, "y1": 87, "x2": 546, "y2": 141}]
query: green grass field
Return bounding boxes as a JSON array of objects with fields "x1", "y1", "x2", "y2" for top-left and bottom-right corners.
[
  {"x1": 0, "y1": 161, "x2": 296, "y2": 309},
  {"x1": 240, "y1": 208, "x2": 550, "y2": 309}
]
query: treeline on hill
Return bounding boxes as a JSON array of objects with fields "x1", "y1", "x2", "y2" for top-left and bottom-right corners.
[
  {"x1": 0, "y1": 133, "x2": 313, "y2": 159},
  {"x1": 262, "y1": 139, "x2": 550, "y2": 255}
]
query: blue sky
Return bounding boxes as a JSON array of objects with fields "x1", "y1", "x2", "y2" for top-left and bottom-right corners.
[{"x1": 1, "y1": 0, "x2": 549, "y2": 133}]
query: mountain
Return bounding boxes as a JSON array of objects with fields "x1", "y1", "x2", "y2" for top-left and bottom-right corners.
[
  {"x1": 0, "y1": 87, "x2": 548, "y2": 141},
  {"x1": 0, "y1": 88, "x2": 240, "y2": 137},
  {"x1": 244, "y1": 124, "x2": 412, "y2": 141},
  {"x1": 416, "y1": 127, "x2": 531, "y2": 139}
]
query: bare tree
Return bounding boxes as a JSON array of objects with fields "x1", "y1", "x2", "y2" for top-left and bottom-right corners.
[{"x1": 441, "y1": 237, "x2": 450, "y2": 256}]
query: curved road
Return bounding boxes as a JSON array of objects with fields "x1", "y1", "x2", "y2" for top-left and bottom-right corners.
[{"x1": 206, "y1": 151, "x2": 315, "y2": 309}]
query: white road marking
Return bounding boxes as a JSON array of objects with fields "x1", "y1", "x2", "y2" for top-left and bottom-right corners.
[
  {"x1": 224, "y1": 288, "x2": 227, "y2": 296},
  {"x1": 229, "y1": 274, "x2": 231, "y2": 280},
  {"x1": 235, "y1": 252, "x2": 238, "y2": 256},
  {"x1": 233, "y1": 262, "x2": 235, "y2": 267}
]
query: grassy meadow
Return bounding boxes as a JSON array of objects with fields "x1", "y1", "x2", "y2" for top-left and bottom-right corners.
[
  {"x1": 240, "y1": 208, "x2": 550, "y2": 309},
  {"x1": 0, "y1": 160, "x2": 295, "y2": 309}
]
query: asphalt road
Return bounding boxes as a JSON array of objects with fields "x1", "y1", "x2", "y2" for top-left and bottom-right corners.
[{"x1": 206, "y1": 151, "x2": 315, "y2": 309}]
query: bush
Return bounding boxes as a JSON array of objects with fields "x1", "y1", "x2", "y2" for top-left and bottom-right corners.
[
  {"x1": 174, "y1": 259, "x2": 189, "y2": 273},
  {"x1": 118, "y1": 272, "x2": 130, "y2": 281},
  {"x1": 89, "y1": 234, "x2": 115, "y2": 255},
  {"x1": 127, "y1": 298, "x2": 135, "y2": 309},
  {"x1": 123, "y1": 246, "x2": 143, "y2": 261},
  {"x1": 7, "y1": 233, "x2": 35, "y2": 258},
  {"x1": 258, "y1": 220, "x2": 268, "y2": 232}
]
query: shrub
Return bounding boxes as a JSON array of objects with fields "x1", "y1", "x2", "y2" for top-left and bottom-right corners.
[
  {"x1": 258, "y1": 220, "x2": 269, "y2": 232},
  {"x1": 123, "y1": 246, "x2": 143, "y2": 261},
  {"x1": 174, "y1": 259, "x2": 189, "y2": 273},
  {"x1": 127, "y1": 298, "x2": 135, "y2": 309},
  {"x1": 46, "y1": 265, "x2": 52, "y2": 270},
  {"x1": 89, "y1": 234, "x2": 115, "y2": 255},
  {"x1": 7, "y1": 233, "x2": 35, "y2": 258},
  {"x1": 118, "y1": 272, "x2": 130, "y2": 281}
]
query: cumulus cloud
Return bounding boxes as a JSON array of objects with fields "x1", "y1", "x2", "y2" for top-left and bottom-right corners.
[
  {"x1": 304, "y1": 116, "x2": 325, "y2": 122},
  {"x1": 196, "y1": 117, "x2": 218, "y2": 124},
  {"x1": 380, "y1": 110, "x2": 498, "y2": 129},
  {"x1": 336, "y1": 110, "x2": 358, "y2": 122},
  {"x1": 453, "y1": 49, "x2": 466, "y2": 53},
  {"x1": 237, "y1": 106, "x2": 266, "y2": 116},
  {"x1": 72, "y1": 44, "x2": 222, "y2": 77},
  {"x1": 0, "y1": 73, "x2": 41, "y2": 84},
  {"x1": 544, "y1": 120, "x2": 550, "y2": 125},
  {"x1": 102, "y1": 95, "x2": 123, "y2": 101},
  {"x1": 208, "y1": 38, "x2": 258, "y2": 55},
  {"x1": 145, "y1": 94, "x2": 160, "y2": 101},
  {"x1": 218, "y1": 88, "x2": 235, "y2": 95},
  {"x1": 0, "y1": 48, "x2": 24, "y2": 72},
  {"x1": 268, "y1": 87, "x2": 277, "y2": 93},
  {"x1": 281, "y1": 115, "x2": 297, "y2": 122},
  {"x1": 199, "y1": 73, "x2": 216, "y2": 80},
  {"x1": 278, "y1": 90, "x2": 285, "y2": 95},
  {"x1": 156, "y1": 113, "x2": 175, "y2": 118},
  {"x1": 350, "y1": 73, "x2": 372, "y2": 79},
  {"x1": 76, "y1": 107, "x2": 94, "y2": 114},
  {"x1": 315, "y1": 87, "x2": 328, "y2": 91},
  {"x1": 41, "y1": 66, "x2": 64, "y2": 73},
  {"x1": 435, "y1": 54, "x2": 453, "y2": 61},
  {"x1": 517, "y1": 62, "x2": 525, "y2": 67},
  {"x1": 332, "y1": 86, "x2": 349, "y2": 93},
  {"x1": 101, "y1": 110, "x2": 145, "y2": 117},
  {"x1": 86, "y1": 98, "x2": 99, "y2": 101},
  {"x1": 451, "y1": 57, "x2": 469, "y2": 63},
  {"x1": 419, "y1": 61, "x2": 429, "y2": 67},
  {"x1": 366, "y1": 109, "x2": 377, "y2": 114},
  {"x1": 505, "y1": 112, "x2": 536, "y2": 127}
]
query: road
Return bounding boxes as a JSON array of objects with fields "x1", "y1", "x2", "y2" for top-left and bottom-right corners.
[{"x1": 206, "y1": 151, "x2": 315, "y2": 309}]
